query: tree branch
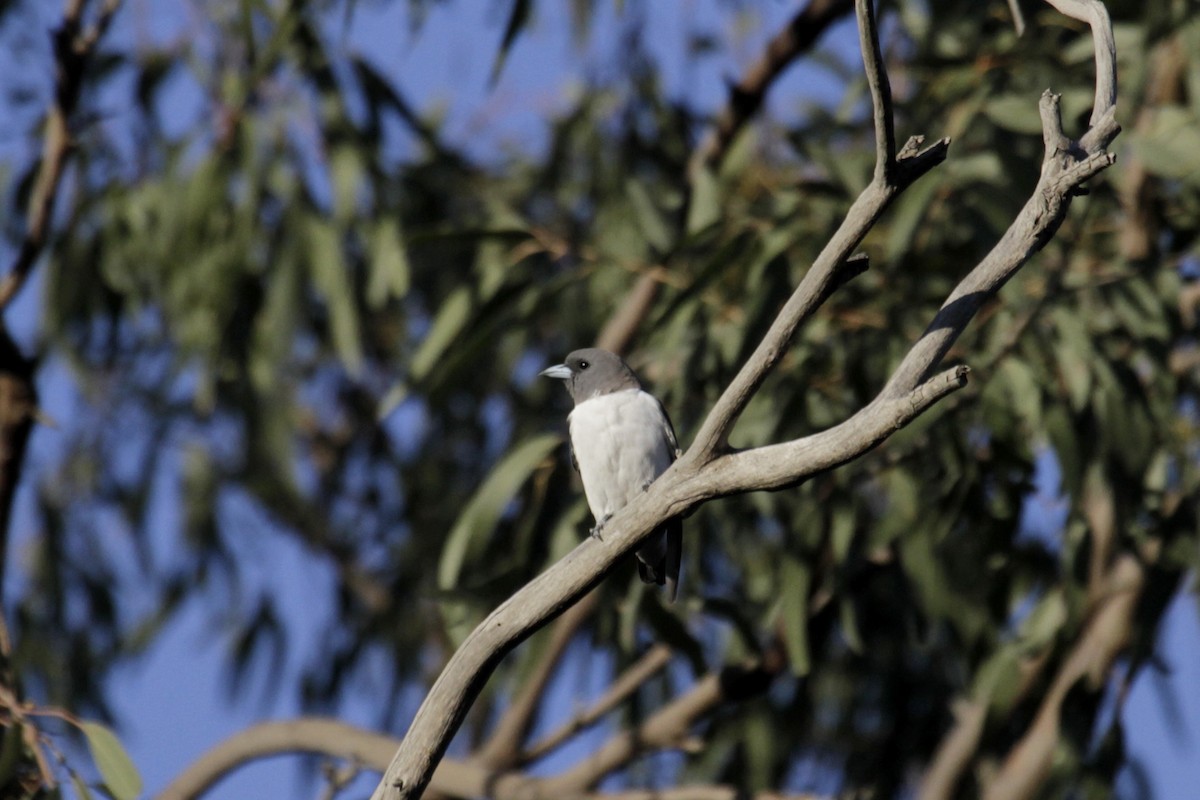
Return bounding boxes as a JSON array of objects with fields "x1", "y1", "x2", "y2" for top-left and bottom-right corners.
[
  {"x1": 159, "y1": 675, "x2": 809, "y2": 800},
  {"x1": 367, "y1": 2, "x2": 1117, "y2": 796},
  {"x1": 158, "y1": 719, "x2": 403, "y2": 800},
  {"x1": 1043, "y1": 0, "x2": 1116, "y2": 137},
  {"x1": 981, "y1": 555, "x2": 1144, "y2": 800},
  {"x1": 687, "y1": 0, "x2": 854, "y2": 181},
  {"x1": 0, "y1": 0, "x2": 120, "y2": 311},
  {"x1": 918, "y1": 651, "x2": 1051, "y2": 800},
  {"x1": 473, "y1": 589, "x2": 600, "y2": 768},
  {"x1": 520, "y1": 643, "x2": 672, "y2": 765},
  {"x1": 601, "y1": 0, "x2": 856, "y2": 357},
  {"x1": 686, "y1": 0, "x2": 949, "y2": 462},
  {"x1": 522, "y1": 658, "x2": 779, "y2": 795},
  {"x1": 855, "y1": 0, "x2": 896, "y2": 184}
]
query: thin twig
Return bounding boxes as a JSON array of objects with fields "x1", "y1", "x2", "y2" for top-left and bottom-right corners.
[
  {"x1": 686, "y1": 0, "x2": 948, "y2": 462},
  {"x1": 687, "y1": 0, "x2": 854, "y2": 181},
  {"x1": 520, "y1": 644, "x2": 673, "y2": 765},
  {"x1": 855, "y1": 0, "x2": 896, "y2": 184},
  {"x1": 495, "y1": 657, "x2": 781, "y2": 796},
  {"x1": 600, "y1": 0, "x2": 856, "y2": 357},
  {"x1": 1007, "y1": 0, "x2": 1027, "y2": 36},
  {"x1": 0, "y1": 0, "x2": 121, "y2": 310}
]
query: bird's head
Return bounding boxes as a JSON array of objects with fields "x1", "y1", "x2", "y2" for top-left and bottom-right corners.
[{"x1": 539, "y1": 348, "x2": 640, "y2": 403}]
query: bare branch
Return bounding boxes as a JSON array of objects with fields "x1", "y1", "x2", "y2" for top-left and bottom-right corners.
[
  {"x1": 1007, "y1": 0, "x2": 1027, "y2": 36},
  {"x1": 855, "y1": 0, "x2": 897, "y2": 184},
  {"x1": 595, "y1": 270, "x2": 668, "y2": 356},
  {"x1": 686, "y1": 1, "x2": 950, "y2": 462},
  {"x1": 520, "y1": 644, "x2": 673, "y2": 765},
  {"x1": 1043, "y1": 0, "x2": 1116, "y2": 134},
  {"x1": 365, "y1": 372, "x2": 970, "y2": 800},
  {"x1": 474, "y1": 589, "x2": 600, "y2": 768},
  {"x1": 498, "y1": 658, "x2": 781, "y2": 796},
  {"x1": 0, "y1": 0, "x2": 121, "y2": 310},
  {"x1": 688, "y1": 0, "x2": 854, "y2": 181},
  {"x1": 602, "y1": 0, "x2": 855, "y2": 356},
  {"x1": 918, "y1": 699, "x2": 987, "y2": 800},
  {"x1": 705, "y1": 366, "x2": 970, "y2": 495},
  {"x1": 981, "y1": 555, "x2": 1144, "y2": 800},
  {"x1": 158, "y1": 719, "x2": 403, "y2": 800},
  {"x1": 883, "y1": 93, "x2": 1117, "y2": 400},
  {"x1": 366, "y1": 3, "x2": 1117, "y2": 796}
]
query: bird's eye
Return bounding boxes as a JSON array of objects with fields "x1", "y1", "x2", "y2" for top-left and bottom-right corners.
[{"x1": 578, "y1": 360, "x2": 590, "y2": 370}]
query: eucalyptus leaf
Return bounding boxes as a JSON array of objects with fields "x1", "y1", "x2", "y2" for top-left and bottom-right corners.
[{"x1": 81, "y1": 722, "x2": 142, "y2": 800}]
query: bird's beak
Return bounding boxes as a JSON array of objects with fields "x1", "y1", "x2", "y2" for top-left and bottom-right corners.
[{"x1": 539, "y1": 364, "x2": 572, "y2": 380}]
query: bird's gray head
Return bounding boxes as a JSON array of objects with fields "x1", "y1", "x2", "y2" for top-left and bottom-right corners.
[{"x1": 539, "y1": 348, "x2": 641, "y2": 404}]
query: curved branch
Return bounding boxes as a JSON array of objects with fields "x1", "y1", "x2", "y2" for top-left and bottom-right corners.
[
  {"x1": 473, "y1": 589, "x2": 600, "y2": 768},
  {"x1": 1043, "y1": 0, "x2": 1116, "y2": 133},
  {"x1": 882, "y1": 90, "x2": 1116, "y2": 399},
  {"x1": 367, "y1": 3, "x2": 1118, "y2": 797},
  {"x1": 157, "y1": 719, "x2": 402, "y2": 800}
]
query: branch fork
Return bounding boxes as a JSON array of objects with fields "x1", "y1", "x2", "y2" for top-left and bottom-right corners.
[{"x1": 369, "y1": 1, "x2": 1120, "y2": 797}]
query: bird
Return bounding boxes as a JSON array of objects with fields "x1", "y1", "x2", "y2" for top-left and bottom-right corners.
[{"x1": 540, "y1": 348, "x2": 683, "y2": 601}]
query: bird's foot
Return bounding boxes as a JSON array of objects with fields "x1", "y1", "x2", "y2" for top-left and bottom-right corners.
[
  {"x1": 590, "y1": 513, "x2": 612, "y2": 541},
  {"x1": 641, "y1": 480, "x2": 652, "y2": 492}
]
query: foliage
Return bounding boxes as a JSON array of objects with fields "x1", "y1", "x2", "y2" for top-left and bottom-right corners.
[{"x1": 1, "y1": 0, "x2": 1198, "y2": 797}]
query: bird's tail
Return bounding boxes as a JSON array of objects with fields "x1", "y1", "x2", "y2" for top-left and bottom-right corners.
[{"x1": 635, "y1": 519, "x2": 682, "y2": 602}]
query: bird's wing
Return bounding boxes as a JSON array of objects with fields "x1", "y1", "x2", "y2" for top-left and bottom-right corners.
[{"x1": 654, "y1": 396, "x2": 681, "y2": 461}]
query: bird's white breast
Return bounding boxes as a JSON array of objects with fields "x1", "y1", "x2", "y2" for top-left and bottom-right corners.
[{"x1": 568, "y1": 389, "x2": 674, "y2": 521}]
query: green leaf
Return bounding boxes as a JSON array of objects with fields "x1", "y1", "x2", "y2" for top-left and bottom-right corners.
[
  {"x1": 305, "y1": 215, "x2": 363, "y2": 376},
  {"x1": 329, "y1": 145, "x2": 362, "y2": 223},
  {"x1": 81, "y1": 722, "x2": 142, "y2": 800},
  {"x1": 626, "y1": 179, "x2": 672, "y2": 252},
  {"x1": 983, "y1": 95, "x2": 1043, "y2": 135},
  {"x1": 410, "y1": 287, "x2": 472, "y2": 382},
  {"x1": 367, "y1": 217, "x2": 410, "y2": 309},
  {"x1": 437, "y1": 433, "x2": 561, "y2": 590},
  {"x1": 1019, "y1": 590, "x2": 1067, "y2": 652},
  {"x1": 998, "y1": 357, "x2": 1041, "y2": 430},
  {"x1": 830, "y1": 505, "x2": 855, "y2": 564},
  {"x1": 1130, "y1": 106, "x2": 1200, "y2": 182},
  {"x1": 1054, "y1": 308, "x2": 1093, "y2": 411},
  {"x1": 973, "y1": 644, "x2": 1024, "y2": 711},
  {"x1": 839, "y1": 597, "x2": 864, "y2": 654},
  {"x1": 885, "y1": 173, "x2": 940, "y2": 263},
  {"x1": 779, "y1": 555, "x2": 811, "y2": 676},
  {"x1": 686, "y1": 166, "x2": 721, "y2": 236}
]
